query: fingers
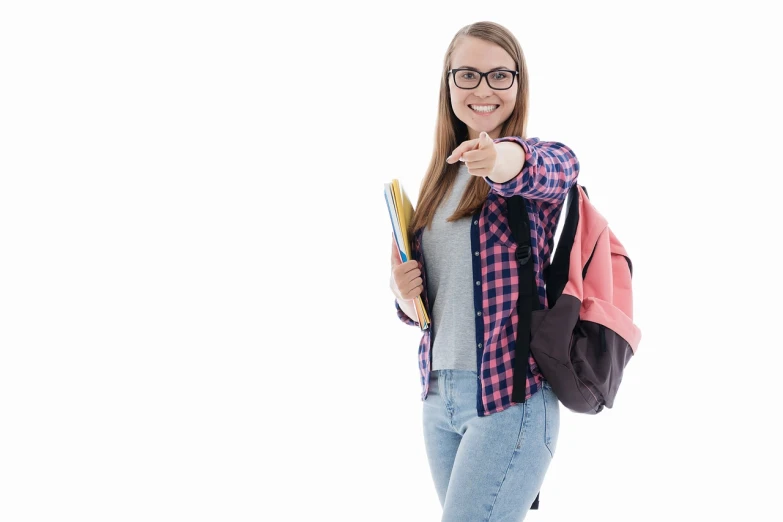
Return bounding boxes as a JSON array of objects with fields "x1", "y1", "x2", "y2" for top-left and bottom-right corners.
[
  {"x1": 397, "y1": 268, "x2": 423, "y2": 299},
  {"x1": 391, "y1": 260, "x2": 422, "y2": 299},
  {"x1": 393, "y1": 260, "x2": 420, "y2": 279},
  {"x1": 459, "y1": 136, "x2": 496, "y2": 177},
  {"x1": 459, "y1": 152, "x2": 493, "y2": 177},
  {"x1": 446, "y1": 137, "x2": 480, "y2": 163},
  {"x1": 446, "y1": 145, "x2": 463, "y2": 164},
  {"x1": 447, "y1": 134, "x2": 494, "y2": 164},
  {"x1": 400, "y1": 278, "x2": 424, "y2": 300},
  {"x1": 460, "y1": 148, "x2": 490, "y2": 163}
]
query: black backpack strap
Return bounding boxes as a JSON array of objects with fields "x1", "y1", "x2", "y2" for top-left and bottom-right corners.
[
  {"x1": 545, "y1": 183, "x2": 582, "y2": 307},
  {"x1": 507, "y1": 188, "x2": 584, "y2": 512},
  {"x1": 506, "y1": 195, "x2": 542, "y2": 512},
  {"x1": 505, "y1": 195, "x2": 540, "y2": 404}
]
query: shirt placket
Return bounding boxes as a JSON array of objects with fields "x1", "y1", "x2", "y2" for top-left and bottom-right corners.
[{"x1": 470, "y1": 207, "x2": 486, "y2": 416}]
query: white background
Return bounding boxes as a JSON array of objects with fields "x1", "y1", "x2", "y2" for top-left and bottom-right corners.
[{"x1": 1, "y1": 1, "x2": 781, "y2": 521}]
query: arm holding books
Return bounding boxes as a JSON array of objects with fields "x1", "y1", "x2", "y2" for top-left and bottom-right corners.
[{"x1": 390, "y1": 236, "x2": 423, "y2": 324}]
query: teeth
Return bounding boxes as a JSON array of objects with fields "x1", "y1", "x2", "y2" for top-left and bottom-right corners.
[{"x1": 470, "y1": 105, "x2": 498, "y2": 113}]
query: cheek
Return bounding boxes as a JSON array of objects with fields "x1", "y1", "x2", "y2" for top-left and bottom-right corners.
[{"x1": 501, "y1": 97, "x2": 516, "y2": 116}]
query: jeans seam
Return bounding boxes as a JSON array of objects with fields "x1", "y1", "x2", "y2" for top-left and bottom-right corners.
[
  {"x1": 543, "y1": 387, "x2": 554, "y2": 458},
  {"x1": 515, "y1": 401, "x2": 527, "y2": 449},
  {"x1": 486, "y1": 403, "x2": 527, "y2": 521}
]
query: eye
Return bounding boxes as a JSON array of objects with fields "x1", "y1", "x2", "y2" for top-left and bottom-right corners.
[
  {"x1": 491, "y1": 72, "x2": 509, "y2": 80},
  {"x1": 460, "y1": 71, "x2": 476, "y2": 80}
]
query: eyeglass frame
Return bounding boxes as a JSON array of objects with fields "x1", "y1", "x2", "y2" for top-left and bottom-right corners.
[{"x1": 447, "y1": 68, "x2": 519, "y2": 90}]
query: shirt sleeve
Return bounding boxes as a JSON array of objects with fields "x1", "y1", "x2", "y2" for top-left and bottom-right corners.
[
  {"x1": 485, "y1": 136, "x2": 579, "y2": 204},
  {"x1": 394, "y1": 298, "x2": 420, "y2": 327}
]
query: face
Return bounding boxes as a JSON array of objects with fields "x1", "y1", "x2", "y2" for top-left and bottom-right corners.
[{"x1": 448, "y1": 36, "x2": 518, "y2": 141}]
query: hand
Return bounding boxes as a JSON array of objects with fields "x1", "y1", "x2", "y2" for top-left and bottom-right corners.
[
  {"x1": 390, "y1": 235, "x2": 423, "y2": 301},
  {"x1": 445, "y1": 131, "x2": 497, "y2": 177}
]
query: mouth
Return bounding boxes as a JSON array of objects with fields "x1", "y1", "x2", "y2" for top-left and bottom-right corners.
[{"x1": 468, "y1": 104, "x2": 500, "y2": 114}]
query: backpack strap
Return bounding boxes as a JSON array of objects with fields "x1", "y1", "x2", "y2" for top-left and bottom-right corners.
[
  {"x1": 506, "y1": 194, "x2": 542, "y2": 512},
  {"x1": 505, "y1": 185, "x2": 585, "y2": 512},
  {"x1": 505, "y1": 195, "x2": 541, "y2": 405},
  {"x1": 545, "y1": 183, "x2": 582, "y2": 307}
]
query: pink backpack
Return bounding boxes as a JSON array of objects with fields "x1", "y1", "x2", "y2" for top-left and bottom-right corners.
[{"x1": 507, "y1": 184, "x2": 642, "y2": 414}]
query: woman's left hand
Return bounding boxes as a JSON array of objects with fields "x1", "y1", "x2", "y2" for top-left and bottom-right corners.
[{"x1": 446, "y1": 131, "x2": 496, "y2": 178}]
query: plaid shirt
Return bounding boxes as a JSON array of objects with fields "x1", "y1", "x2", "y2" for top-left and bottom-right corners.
[{"x1": 394, "y1": 136, "x2": 580, "y2": 416}]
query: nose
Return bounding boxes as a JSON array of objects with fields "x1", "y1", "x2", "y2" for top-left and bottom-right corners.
[{"x1": 474, "y1": 76, "x2": 494, "y2": 97}]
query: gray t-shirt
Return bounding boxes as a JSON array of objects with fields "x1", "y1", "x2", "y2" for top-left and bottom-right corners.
[{"x1": 422, "y1": 163, "x2": 477, "y2": 372}]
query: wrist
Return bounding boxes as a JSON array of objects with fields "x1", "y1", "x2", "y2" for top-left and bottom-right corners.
[{"x1": 489, "y1": 141, "x2": 525, "y2": 183}]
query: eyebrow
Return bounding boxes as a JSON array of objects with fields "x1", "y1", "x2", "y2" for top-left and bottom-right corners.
[{"x1": 454, "y1": 65, "x2": 515, "y2": 71}]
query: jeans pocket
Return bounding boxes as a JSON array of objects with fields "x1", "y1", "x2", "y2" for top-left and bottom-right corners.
[{"x1": 542, "y1": 384, "x2": 560, "y2": 458}]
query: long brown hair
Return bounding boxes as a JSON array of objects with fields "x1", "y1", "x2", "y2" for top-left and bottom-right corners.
[{"x1": 409, "y1": 21, "x2": 530, "y2": 236}]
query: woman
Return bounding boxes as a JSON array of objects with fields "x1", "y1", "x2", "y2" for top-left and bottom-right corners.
[{"x1": 389, "y1": 21, "x2": 580, "y2": 521}]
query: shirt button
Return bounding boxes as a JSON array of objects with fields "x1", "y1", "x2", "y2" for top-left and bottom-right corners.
[
  {"x1": 476, "y1": 311, "x2": 482, "y2": 316},
  {"x1": 474, "y1": 251, "x2": 479, "y2": 256},
  {"x1": 473, "y1": 220, "x2": 478, "y2": 225},
  {"x1": 475, "y1": 281, "x2": 480, "y2": 286},
  {"x1": 478, "y1": 343, "x2": 483, "y2": 349}
]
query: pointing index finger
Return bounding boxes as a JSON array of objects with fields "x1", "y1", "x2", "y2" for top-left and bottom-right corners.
[{"x1": 447, "y1": 138, "x2": 479, "y2": 163}]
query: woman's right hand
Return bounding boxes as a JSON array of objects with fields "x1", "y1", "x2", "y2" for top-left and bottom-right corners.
[{"x1": 390, "y1": 235, "x2": 423, "y2": 300}]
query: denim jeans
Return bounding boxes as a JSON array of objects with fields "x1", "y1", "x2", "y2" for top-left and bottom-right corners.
[{"x1": 422, "y1": 369, "x2": 560, "y2": 521}]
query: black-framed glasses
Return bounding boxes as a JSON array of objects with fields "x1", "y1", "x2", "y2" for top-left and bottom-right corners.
[{"x1": 448, "y1": 68, "x2": 519, "y2": 90}]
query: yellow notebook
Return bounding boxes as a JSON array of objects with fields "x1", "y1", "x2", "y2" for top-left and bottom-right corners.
[{"x1": 384, "y1": 179, "x2": 430, "y2": 330}]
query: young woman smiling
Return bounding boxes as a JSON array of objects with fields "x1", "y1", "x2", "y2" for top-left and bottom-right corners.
[{"x1": 389, "y1": 21, "x2": 580, "y2": 520}]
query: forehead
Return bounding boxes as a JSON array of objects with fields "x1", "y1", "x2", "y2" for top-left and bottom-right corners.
[{"x1": 451, "y1": 36, "x2": 515, "y2": 70}]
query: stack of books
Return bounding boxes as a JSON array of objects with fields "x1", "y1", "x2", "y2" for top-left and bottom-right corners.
[{"x1": 384, "y1": 179, "x2": 430, "y2": 330}]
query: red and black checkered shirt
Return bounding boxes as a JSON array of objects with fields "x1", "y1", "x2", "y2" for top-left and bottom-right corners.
[{"x1": 394, "y1": 136, "x2": 580, "y2": 416}]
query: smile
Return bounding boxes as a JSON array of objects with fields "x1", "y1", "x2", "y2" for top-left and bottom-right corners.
[{"x1": 469, "y1": 104, "x2": 499, "y2": 113}]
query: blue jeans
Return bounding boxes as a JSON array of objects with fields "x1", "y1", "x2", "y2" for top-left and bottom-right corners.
[{"x1": 422, "y1": 370, "x2": 560, "y2": 521}]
